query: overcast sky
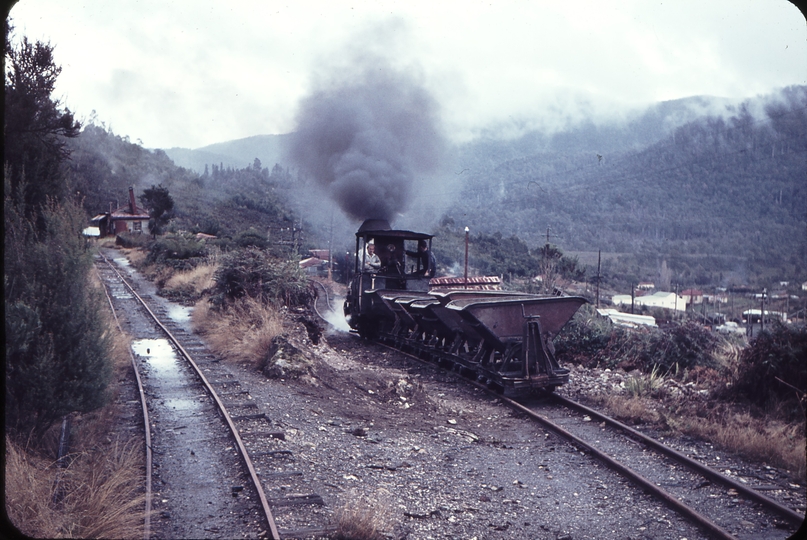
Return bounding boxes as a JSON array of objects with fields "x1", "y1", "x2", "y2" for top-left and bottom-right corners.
[{"x1": 7, "y1": 0, "x2": 807, "y2": 150}]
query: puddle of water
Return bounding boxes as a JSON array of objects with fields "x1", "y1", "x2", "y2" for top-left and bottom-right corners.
[
  {"x1": 167, "y1": 304, "x2": 192, "y2": 324},
  {"x1": 132, "y1": 338, "x2": 180, "y2": 373},
  {"x1": 163, "y1": 396, "x2": 204, "y2": 414}
]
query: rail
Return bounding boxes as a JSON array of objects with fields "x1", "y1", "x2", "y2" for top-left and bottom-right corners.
[
  {"x1": 369, "y1": 335, "x2": 804, "y2": 540},
  {"x1": 98, "y1": 253, "x2": 281, "y2": 540}
]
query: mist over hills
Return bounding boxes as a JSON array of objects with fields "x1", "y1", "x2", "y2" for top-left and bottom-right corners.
[
  {"x1": 155, "y1": 87, "x2": 806, "y2": 288},
  {"x1": 163, "y1": 134, "x2": 291, "y2": 174}
]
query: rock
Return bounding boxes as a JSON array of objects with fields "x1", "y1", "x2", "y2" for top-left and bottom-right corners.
[{"x1": 261, "y1": 336, "x2": 314, "y2": 379}]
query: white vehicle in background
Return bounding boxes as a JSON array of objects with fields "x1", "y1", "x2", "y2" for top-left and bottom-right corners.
[{"x1": 716, "y1": 321, "x2": 745, "y2": 335}]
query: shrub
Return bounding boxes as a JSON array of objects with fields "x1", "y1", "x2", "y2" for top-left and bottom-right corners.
[
  {"x1": 211, "y1": 247, "x2": 313, "y2": 308},
  {"x1": 555, "y1": 306, "x2": 720, "y2": 376},
  {"x1": 554, "y1": 304, "x2": 614, "y2": 365},
  {"x1": 730, "y1": 322, "x2": 807, "y2": 421},
  {"x1": 115, "y1": 231, "x2": 152, "y2": 249},
  {"x1": 5, "y1": 199, "x2": 113, "y2": 437},
  {"x1": 146, "y1": 233, "x2": 207, "y2": 268},
  {"x1": 234, "y1": 227, "x2": 269, "y2": 249}
]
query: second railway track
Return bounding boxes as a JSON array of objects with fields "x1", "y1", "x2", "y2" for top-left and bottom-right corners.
[
  {"x1": 368, "y1": 334, "x2": 805, "y2": 540},
  {"x1": 96, "y1": 249, "x2": 335, "y2": 539}
]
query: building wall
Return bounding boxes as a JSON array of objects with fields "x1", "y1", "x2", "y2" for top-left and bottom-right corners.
[{"x1": 114, "y1": 219, "x2": 149, "y2": 234}]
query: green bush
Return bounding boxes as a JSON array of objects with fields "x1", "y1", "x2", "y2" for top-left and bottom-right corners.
[
  {"x1": 211, "y1": 247, "x2": 313, "y2": 308},
  {"x1": 554, "y1": 304, "x2": 614, "y2": 365},
  {"x1": 146, "y1": 233, "x2": 207, "y2": 268},
  {"x1": 234, "y1": 227, "x2": 269, "y2": 249},
  {"x1": 115, "y1": 231, "x2": 152, "y2": 249},
  {"x1": 731, "y1": 322, "x2": 807, "y2": 421},
  {"x1": 5, "y1": 199, "x2": 112, "y2": 437},
  {"x1": 555, "y1": 307, "x2": 720, "y2": 375}
]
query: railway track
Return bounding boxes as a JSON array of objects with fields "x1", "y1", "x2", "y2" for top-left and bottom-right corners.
[
  {"x1": 360, "y1": 330, "x2": 805, "y2": 540},
  {"x1": 510, "y1": 394, "x2": 803, "y2": 540},
  {"x1": 96, "y1": 250, "x2": 336, "y2": 539}
]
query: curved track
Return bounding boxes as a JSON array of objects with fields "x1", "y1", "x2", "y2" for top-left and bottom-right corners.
[
  {"x1": 362, "y1": 332, "x2": 804, "y2": 540},
  {"x1": 97, "y1": 252, "x2": 337, "y2": 539}
]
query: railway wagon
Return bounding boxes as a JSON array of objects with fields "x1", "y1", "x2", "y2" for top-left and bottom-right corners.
[{"x1": 344, "y1": 219, "x2": 587, "y2": 395}]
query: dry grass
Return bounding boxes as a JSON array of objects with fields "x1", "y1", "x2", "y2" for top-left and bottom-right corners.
[
  {"x1": 5, "y1": 438, "x2": 62, "y2": 538},
  {"x1": 162, "y1": 262, "x2": 218, "y2": 297},
  {"x1": 332, "y1": 489, "x2": 396, "y2": 540},
  {"x1": 669, "y1": 410, "x2": 806, "y2": 478},
  {"x1": 119, "y1": 247, "x2": 147, "y2": 267},
  {"x1": 192, "y1": 296, "x2": 284, "y2": 364},
  {"x1": 5, "y1": 435, "x2": 144, "y2": 539},
  {"x1": 56, "y1": 439, "x2": 145, "y2": 539},
  {"x1": 600, "y1": 395, "x2": 662, "y2": 425},
  {"x1": 598, "y1": 379, "x2": 806, "y2": 479}
]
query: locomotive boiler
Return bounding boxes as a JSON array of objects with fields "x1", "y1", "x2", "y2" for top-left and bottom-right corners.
[{"x1": 344, "y1": 219, "x2": 586, "y2": 395}]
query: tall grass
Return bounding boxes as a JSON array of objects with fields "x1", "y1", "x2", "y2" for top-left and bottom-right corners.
[
  {"x1": 162, "y1": 262, "x2": 218, "y2": 300},
  {"x1": 669, "y1": 411, "x2": 806, "y2": 478},
  {"x1": 192, "y1": 296, "x2": 284, "y2": 364},
  {"x1": 5, "y1": 420, "x2": 145, "y2": 539},
  {"x1": 5, "y1": 438, "x2": 61, "y2": 538}
]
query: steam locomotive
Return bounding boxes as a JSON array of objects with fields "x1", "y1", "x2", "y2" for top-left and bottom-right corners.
[{"x1": 344, "y1": 219, "x2": 586, "y2": 395}]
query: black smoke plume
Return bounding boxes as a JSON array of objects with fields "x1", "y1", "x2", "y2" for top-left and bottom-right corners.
[{"x1": 288, "y1": 56, "x2": 445, "y2": 224}]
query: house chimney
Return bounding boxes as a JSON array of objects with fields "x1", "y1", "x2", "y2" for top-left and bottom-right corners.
[{"x1": 129, "y1": 187, "x2": 136, "y2": 214}]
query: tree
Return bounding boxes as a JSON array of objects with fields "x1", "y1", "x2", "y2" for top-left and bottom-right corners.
[
  {"x1": 5, "y1": 193, "x2": 112, "y2": 437},
  {"x1": 4, "y1": 22, "x2": 80, "y2": 226},
  {"x1": 4, "y1": 25, "x2": 111, "y2": 438},
  {"x1": 140, "y1": 184, "x2": 175, "y2": 237}
]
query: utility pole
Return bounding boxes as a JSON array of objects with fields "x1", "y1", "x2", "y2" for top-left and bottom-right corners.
[
  {"x1": 596, "y1": 250, "x2": 601, "y2": 309},
  {"x1": 761, "y1": 288, "x2": 766, "y2": 334},
  {"x1": 328, "y1": 212, "x2": 334, "y2": 281},
  {"x1": 630, "y1": 282, "x2": 635, "y2": 314},
  {"x1": 464, "y1": 227, "x2": 470, "y2": 289},
  {"x1": 674, "y1": 283, "x2": 679, "y2": 319}
]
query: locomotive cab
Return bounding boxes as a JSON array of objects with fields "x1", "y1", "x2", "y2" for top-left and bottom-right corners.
[{"x1": 344, "y1": 219, "x2": 434, "y2": 337}]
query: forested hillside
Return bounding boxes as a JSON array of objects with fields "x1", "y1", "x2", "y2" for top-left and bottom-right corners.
[
  {"x1": 67, "y1": 126, "x2": 302, "y2": 247},
  {"x1": 445, "y1": 86, "x2": 807, "y2": 288}
]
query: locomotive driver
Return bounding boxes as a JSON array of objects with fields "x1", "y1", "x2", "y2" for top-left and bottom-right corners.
[
  {"x1": 406, "y1": 239, "x2": 436, "y2": 278},
  {"x1": 364, "y1": 240, "x2": 381, "y2": 272}
]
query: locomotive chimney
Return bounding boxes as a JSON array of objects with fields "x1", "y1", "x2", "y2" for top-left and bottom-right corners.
[
  {"x1": 358, "y1": 219, "x2": 391, "y2": 232},
  {"x1": 128, "y1": 186, "x2": 136, "y2": 214}
]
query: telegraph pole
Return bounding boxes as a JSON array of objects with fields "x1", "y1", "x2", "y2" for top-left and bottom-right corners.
[
  {"x1": 761, "y1": 288, "x2": 766, "y2": 334},
  {"x1": 464, "y1": 227, "x2": 470, "y2": 289},
  {"x1": 596, "y1": 250, "x2": 601, "y2": 309}
]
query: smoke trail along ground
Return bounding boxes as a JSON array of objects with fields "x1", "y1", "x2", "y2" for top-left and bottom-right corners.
[{"x1": 288, "y1": 64, "x2": 446, "y2": 223}]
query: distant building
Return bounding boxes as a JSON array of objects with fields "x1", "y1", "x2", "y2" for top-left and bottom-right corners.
[
  {"x1": 612, "y1": 291, "x2": 687, "y2": 311},
  {"x1": 598, "y1": 308, "x2": 657, "y2": 328},
  {"x1": 637, "y1": 282, "x2": 655, "y2": 290},
  {"x1": 89, "y1": 187, "x2": 150, "y2": 237},
  {"x1": 681, "y1": 289, "x2": 703, "y2": 305},
  {"x1": 703, "y1": 293, "x2": 728, "y2": 304},
  {"x1": 299, "y1": 249, "x2": 330, "y2": 276}
]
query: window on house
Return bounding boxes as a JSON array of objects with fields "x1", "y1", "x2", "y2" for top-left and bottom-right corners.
[{"x1": 133, "y1": 221, "x2": 142, "y2": 232}]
